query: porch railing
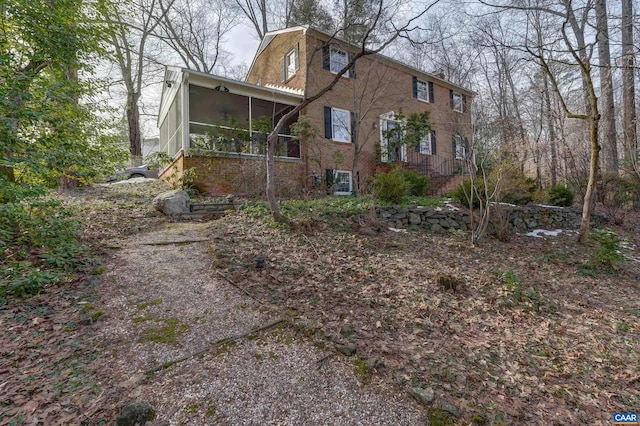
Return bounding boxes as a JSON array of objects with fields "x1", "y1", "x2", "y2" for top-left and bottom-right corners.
[{"x1": 188, "y1": 122, "x2": 301, "y2": 159}]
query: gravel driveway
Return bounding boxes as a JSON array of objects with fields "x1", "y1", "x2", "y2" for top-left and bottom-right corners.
[{"x1": 94, "y1": 222, "x2": 424, "y2": 425}]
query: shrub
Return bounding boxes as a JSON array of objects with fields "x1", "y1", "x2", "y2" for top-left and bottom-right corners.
[
  {"x1": 401, "y1": 169, "x2": 431, "y2": 196},
  {"x1": 501, "y1": 176, "x2": 538, "y2": 205},
  {"x1": 0, "y1": 178, "x2": 89, "y2": 301},
  {"x1": 449, "y1": 179, "x2": 488, "y2": 208},
  {"x1": 548, "y1": 185, "x2": 574, "y2": 207},
  {"x1": 371, "y1": 169, "x2": 410, "y2": 204}
]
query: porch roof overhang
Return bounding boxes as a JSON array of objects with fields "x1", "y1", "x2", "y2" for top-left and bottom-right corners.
[{"x1": 158, "y1": 66, "x2": 304, "y2": 128}]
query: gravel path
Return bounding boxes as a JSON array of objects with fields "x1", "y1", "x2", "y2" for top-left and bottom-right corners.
[{"x1": 94, "y1": 222, "x2": 424, "y2": 425}]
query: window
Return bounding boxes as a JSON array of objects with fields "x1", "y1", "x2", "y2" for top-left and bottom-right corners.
[
  {"x1": 450, "y1": 89, "x2": 466, "y2": 112},
  {"x1": 418, "y1": 130, "x2": 436, "y2": 155},
  {"x1": 322, "y1": 44, "x2": 356, "y2": 77},
  {"x1": 324, "y1": 106, "x2": 352, "y2": 143},
  {"x1": 453, "y1": 135, "x2": 466, "y2": 159},
  {"x1": 379, "y1": 112, "x2": 406, "y2": 163},
  {"x1": 330, "y1": 48, "x2": 348, "y2": 74},
  {"x1": 413, "y1": 77, "x2": 434, "y2": 103},
  {"x1": 281, "y1": 44, "x2": 299, "y2": 82},
  {"x1": 327, "y1": 170, "x2": 352, "y2": 195}
]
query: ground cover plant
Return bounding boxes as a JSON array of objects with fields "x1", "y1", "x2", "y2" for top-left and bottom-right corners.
[{"x1": 2, "y1": 182, "x2": 639, "y2": 424}]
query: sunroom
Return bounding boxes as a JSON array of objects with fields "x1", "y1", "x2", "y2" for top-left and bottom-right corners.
[{"x1": 157, "y1": 67, "x2": 304, "y2": 195}]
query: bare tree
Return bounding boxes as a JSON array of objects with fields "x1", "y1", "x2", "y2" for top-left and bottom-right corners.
[
  {"x1": 594, "y1": 0, "x2": 617, "y2": 172},
  {"x1": 101, "y1": 0, "x2": 172, "y2": 163},
  {"x1": 621, "y1": 0, "x2": 637, "y2": 175},
  {"x1": 264, "y1": 0, "x2": 440, "y2": 222},
  {"x1": 155, "y1": 0, "x2": 239, "y2": 74},
  {"x1": 233, "y1": 0, "x2": 294, "y2": 40}
]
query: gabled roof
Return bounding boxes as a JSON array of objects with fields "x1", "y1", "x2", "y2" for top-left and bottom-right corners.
[{"x1": 246, "y1": 25, "x2": 474, "y2": 96}]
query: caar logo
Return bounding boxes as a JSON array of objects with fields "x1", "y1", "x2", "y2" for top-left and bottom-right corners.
[{"x1": 613, "y1": 412, "x2": 639, "y2": 425}]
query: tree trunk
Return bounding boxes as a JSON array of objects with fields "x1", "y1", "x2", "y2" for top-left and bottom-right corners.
[
  {"x1": 621, "y1": 0, "x2": 637, "y2": 170},
  {"x1": 543, "y1": 73, "x2": 558, "y2": 187},
  {"x1": 127, "y1": 94, "x2": 143, "y2": 165},
  {"x1": 266, "y1": 133, "x2": 285, "y2": 222},
  {"x1": 595, "y1": 0, "x2": 618, "y2": 173},
  {"x1": 578, "y1": 114, "x2": 600, "y2": 243}
]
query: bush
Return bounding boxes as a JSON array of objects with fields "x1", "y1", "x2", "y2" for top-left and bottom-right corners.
[
  {"x1": 449, "y1": 179, "x2": 488, "y2": 208},
  {"x1": 548, "y1": 185, "x2": 574, "y2": 207},
  {"x1": 501, "y1": 176, "x2": 538, "y2": 205},
  {"x1": 0, "y1": 178, "x2": 89, "y2": 301},
  {"x1": 401, "y1": 169, "x2": 431, "y2": 196},
  {"x1": 371, "y1": 169, "x2": 410, "y2": 204}
]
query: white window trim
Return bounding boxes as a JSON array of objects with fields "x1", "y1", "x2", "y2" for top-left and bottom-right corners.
[
  {"x1": 379, "y1": 112, "x2": 407, "y2": 162},
  {"x1": 418, "y1": 131, "x2": 432, "y2": 155},
  {"x1": 331, "y1": 107, "x2": 351, "y2": 143},
  {"x1": 330, "y1": 47, "x2": 349, "y2": 78},
  {"x1": 454, "y1": 135, "x2": 466, "y2": 159},
  {"x1": 452, "y1": 92, "x2": 463, "y2": 113},
  {"x1": 285, "y1": 47, "x2": 298, "y2": 80},
  {"x1": 333, "y1": 170, "x2": 352, "y2": 195},
  {"x1": 416, "y1": 79, "x2": 429, "y2": 103}
]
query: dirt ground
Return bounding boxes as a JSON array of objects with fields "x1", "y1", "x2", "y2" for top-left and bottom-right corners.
[{"x1": 1, "y1": 180, "x2": 639, "y2": 425}]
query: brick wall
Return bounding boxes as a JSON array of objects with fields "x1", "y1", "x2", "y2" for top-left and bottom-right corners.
[
  {"x1": 246, "y1": 29, "x2": 307, "y2": 92},
  {"x1": 299, "y1": 32, "x2": 473, "y2": 193},
  {"x1": 178, "y1": 154, "x2": 305, "y2": 197}
]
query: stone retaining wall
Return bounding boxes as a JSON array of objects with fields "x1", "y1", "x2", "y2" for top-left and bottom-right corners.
[{"x1": 376, "y1": 204, "x2": 605, "y2": 233}]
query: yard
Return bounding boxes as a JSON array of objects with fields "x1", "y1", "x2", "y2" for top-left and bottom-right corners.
[{"x1": 1, "y1": 180, "x2": 639, "y2": 425}]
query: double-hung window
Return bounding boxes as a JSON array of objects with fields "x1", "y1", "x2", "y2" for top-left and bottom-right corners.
[
  {"x1": 281, "y1": 44, "x2": 299, "y2": 82},
  {"x1": 453, "y1": 135, "x2": 466, "y2": 159},
  {"x1": 418, "y1": 130, "x2": 436, "y2": 155},
  {"x1": 413, "y1": 77, "x2": 434, "y2": 103},
  {"x1": 330, "y1": 48, "x2": 348, "y2": 74},
  {"x1": 324, "y1": 107, "x2": 352, "y2": 143},
  {"x1": 450, "y1": 89, "x2": 466, "y2": 113},
  {"x1": 322, "y1": 44, "x2": 356, "y2": 78}
]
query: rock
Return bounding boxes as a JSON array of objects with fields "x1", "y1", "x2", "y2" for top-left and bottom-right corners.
[
  {"x1": 336, "y1": 343, "x2": 357, "y2": 357},
  {"x1": 408, "y1": 213, "x2": 421, "y2": 225},
  {"x1": 431, "y1": 223, "x2": 445, "y2": 233},
  {"x1": 115, "y1": 401, "x2": 156, "y2": 426},
  {"x1": 358, "y1": 227, "x2": 378, "y2": 237},
  {"x1": 365, "y1": 358, "x2": 384, "y2": 370},
  {"x1": 152, "y1": 190, "x2": 190, "y2": 215},
  {"x1": 340, "y1": 325, "x2": 355, "y2": 337},
  {"x1": 437, "y1": 400, "x2": 461, "y2": 417},
  {"x1": 408, "y1": 386, "x2": 434, "y2": 405}
]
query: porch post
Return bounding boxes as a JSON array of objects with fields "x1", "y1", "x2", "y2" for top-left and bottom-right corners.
[{"x1": 181, "y1": 71, "x2": 190, "y2": 156}]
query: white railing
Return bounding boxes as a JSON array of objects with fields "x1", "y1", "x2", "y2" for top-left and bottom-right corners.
[{"x1": 188, "y1": 122, "x2": 301, "y2": 159}]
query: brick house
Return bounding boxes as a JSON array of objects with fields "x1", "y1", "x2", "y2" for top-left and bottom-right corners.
[{"x1": 157, "y1": 26, "x2": 473, "y2": 196}]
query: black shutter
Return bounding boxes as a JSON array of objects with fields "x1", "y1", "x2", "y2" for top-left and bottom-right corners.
[
  {"x1": 322, "y1": 44, "x2": 330, "y2": 70},
  {"x1": 294, "y1": 43, "x2": 300, "y2": 71},
  {"x1": 464, "y1": 136, "x2": 469, "y2": 150},
  {"x1": 349, "y1": 54, "x2": 356, "y2": 78},
  {"x1": 350, "y1": 111, "x2": 356, "y2": 142},
  {"x1": 412, "y1": 76, "x2": 418, "y2": 99},
  {"x1": 462, "y1": 94, "x2": 467, "y2": 112},
  {"x1": 431, "y1": 130, "x2": 437, "y2": 155},
  {"x1": 449, "y1": 89, "x2": 454, "y2": 109},
  {"x1": 324, "y1": 107, "x2": 333, "y2": 139},
  {"x1": 428, "y1": 81, "x2": 434, "y2": 103},
  {"x1": 281, "y1": 56, "x2": 286, "y2": 82},
  {"x1": 325, "y1": 169, "x2": 334, "y2": 187}
]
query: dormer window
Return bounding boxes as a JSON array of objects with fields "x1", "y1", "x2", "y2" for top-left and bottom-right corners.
[{"x1": 281, "y1": 43, "x2": 299, "y2": 82}]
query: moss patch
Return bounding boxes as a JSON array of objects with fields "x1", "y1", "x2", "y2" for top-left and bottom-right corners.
[
  {"x1": 138, "y1": 318, "x2": 189, "y2": 344},
  {"x1": 136, "y1": 298, "x2": 163, "y2": 311},
  {"x1": 428, "y1": 408, "x2": 455, "y2": 426}
]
